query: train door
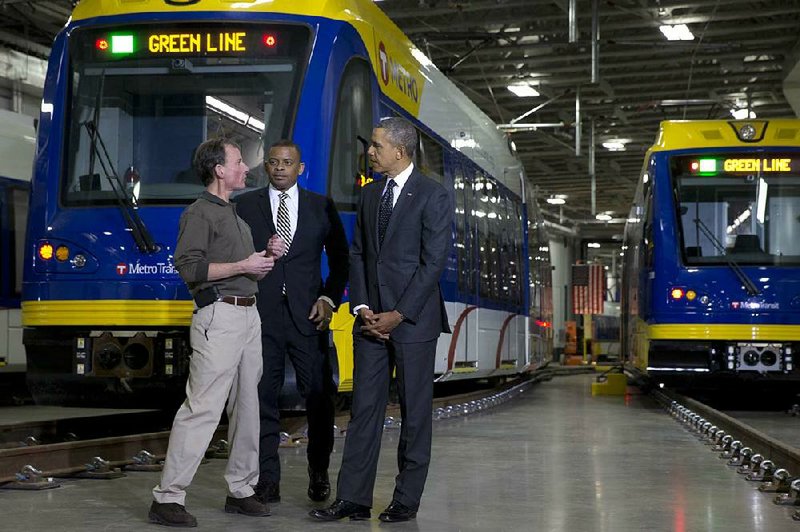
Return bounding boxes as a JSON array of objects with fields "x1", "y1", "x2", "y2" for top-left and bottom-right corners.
[{"x1": 324, "y1": 56, "x2": 376, "y2": 396}]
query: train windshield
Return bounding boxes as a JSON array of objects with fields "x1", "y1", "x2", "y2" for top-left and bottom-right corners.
[
  {"x1": 62, "y1": 24, "x2": 310, "y2": 205},
  {"x1": 672, "y1": 153, "x2": 800, "y2": 265}
]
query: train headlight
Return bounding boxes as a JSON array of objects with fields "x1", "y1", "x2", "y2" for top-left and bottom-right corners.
[
  {"x1": 38, "y1": 242, "x2": 54, "y2": 261},
  {"x1": 670, "y1": 288, "x2": 684, "y2": 300},
  {"x1": 760, "y1": 350, "x2": 777, "y2": 366},
  {"x1": 72, "y1": 254, "x2": 87, "y2": 268},
  {"x1": 55, "y1": 245, "x2": 70, "y2": 262},
  {"x1": 742, "y1": 350, "x2": 759, "y2": 366},
  {"x1": 686, "y1": 290, "x2": 697, "y2": 301}
]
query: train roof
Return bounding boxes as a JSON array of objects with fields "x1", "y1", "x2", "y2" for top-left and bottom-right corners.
[
  {"x1": 71, "y1": 0, "x2": 524, "y2": 196},
  {"x1": 650, "y1": 119, "x2": 800, "y2": 152}
]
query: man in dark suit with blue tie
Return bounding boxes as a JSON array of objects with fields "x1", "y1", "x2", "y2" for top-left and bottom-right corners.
[
  {"x1": 235, "y1": 140, "x2": 349, "y2": 506},
  {"x1": 311, "y1": 117, "x2": 452, "y2": 523}
]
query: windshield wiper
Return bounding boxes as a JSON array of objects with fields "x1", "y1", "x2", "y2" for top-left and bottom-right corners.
[
  {"x1": 84, "y1": 72, "x2": 158, "y2": 254},
  {"x1": 693, "y1": 218, "x2": 759, "y2": 296}
]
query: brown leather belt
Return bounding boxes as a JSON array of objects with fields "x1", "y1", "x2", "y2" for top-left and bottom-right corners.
[{"x1": 219, "y1": 295, "x2": 256, "y2": 307}]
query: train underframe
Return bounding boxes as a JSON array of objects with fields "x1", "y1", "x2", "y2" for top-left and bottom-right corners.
[
  {"x1": 646, "y1": 339, "x2": 797, "y2": 379},
  {"x1": 23, "y1": 327, "x2": 191, "y2": 407}
]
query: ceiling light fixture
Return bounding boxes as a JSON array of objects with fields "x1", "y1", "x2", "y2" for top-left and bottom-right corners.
[
  {"x1": 730, "y1": 108, "x2": 757, "y2": 120},
  {"x1": 659, "y1": 24, "x2": 694, "y2": 41},
  {"x1": 507, "y1": 84, "x2": 540, "y2": 98}
]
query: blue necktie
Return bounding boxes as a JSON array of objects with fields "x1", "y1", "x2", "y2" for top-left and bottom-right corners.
[{"x1": 378, "y1": 179, "x2": 396, "y2": 248}]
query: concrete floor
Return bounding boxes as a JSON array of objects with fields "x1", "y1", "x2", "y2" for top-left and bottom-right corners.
[{"x1": 0, "y1": 373, "x2": 796, "y2": 531}]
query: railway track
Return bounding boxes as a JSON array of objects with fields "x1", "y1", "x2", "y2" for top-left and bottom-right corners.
[
  {"x1": 652, "y1": 387, "x2": 800, "y2": 521},
  {"x1": 0, "y1": 366, "x2": 589, "y2": 489}
]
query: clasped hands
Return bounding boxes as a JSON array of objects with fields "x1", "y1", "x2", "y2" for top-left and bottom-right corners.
[{"x1": 358, "y1": 308, "x2": 403, "y2": 340}]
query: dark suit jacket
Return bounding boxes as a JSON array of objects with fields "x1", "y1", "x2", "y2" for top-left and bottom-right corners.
[
  {"x1": 350, "y1": 167, "x2": 452, "y2": 343},
  {"x1": 235, "y1": 186, "x2": 349, "y2": 336}
]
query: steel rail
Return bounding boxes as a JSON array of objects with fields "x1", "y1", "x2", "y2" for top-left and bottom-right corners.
[{"x1": 652, "y1": 388, "x2": 800, "y2": 476}]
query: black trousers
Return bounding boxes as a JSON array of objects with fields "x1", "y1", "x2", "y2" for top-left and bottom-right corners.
[
  {"x1": 258, "y1": 298, "x2": 335, "y2": 484},
  {"x1": 336, "y1": 333, "x2": 436, "y2": 509}
]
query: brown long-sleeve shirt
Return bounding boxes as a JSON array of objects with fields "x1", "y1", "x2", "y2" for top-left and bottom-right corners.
[{"x1": 174, "y1": 191, "x2": 258, "y2": 297}]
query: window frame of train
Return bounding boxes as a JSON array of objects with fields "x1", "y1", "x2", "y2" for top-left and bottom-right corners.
[
  {"x1": 328, "y1": 57, "x2": 374, "y2": 213},
  {"x1": 416, "y1": 130, "x2": 444, "y2": 185},
  {"x1": 0, "y1": 178, "x2": 28, "y2": 308},
  {"x1": 454, "y1": 161, "x2": 476, "y2": 296},
  {"x1": 61, "y1": 22, "x2": 311, "y2": 206}
]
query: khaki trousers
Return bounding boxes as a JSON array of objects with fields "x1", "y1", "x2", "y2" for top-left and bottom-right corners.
[{"x1": 153, "y1": 301, "x2": 262, "y2": 505}]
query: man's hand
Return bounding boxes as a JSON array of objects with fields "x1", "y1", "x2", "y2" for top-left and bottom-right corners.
[
  {"x1": 360, "y1": 310, "x2": 403, "y2": 340},
  {"x1": 241, "y1": 250, "x2": 275, "y2": 278},
  {"x1": 266, "y1": 234, "x2": 286, "y2": 258},
  {"x1": 309, "y1": 299, "x2": 334, "y2": 331}
]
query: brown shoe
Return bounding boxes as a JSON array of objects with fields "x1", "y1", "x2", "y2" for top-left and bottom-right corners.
[
  {"x1": 224, "y1": 495, "x2": 270, "y2": 516},
  {"x1": 148, "y1": 501, "x2": 198, "y2": 528}
]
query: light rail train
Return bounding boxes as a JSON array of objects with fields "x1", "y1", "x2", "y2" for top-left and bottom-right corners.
[
  {"x1": 22, "y1": 0, "x2": 552, "y2": 405},
  {"x1": 622, "y1": 119, "x2": 800, "y2": 387}
]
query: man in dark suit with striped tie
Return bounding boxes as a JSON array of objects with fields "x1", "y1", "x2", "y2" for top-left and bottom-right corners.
[
  {"x1": 235, "y1": 140, "x2": 349, "y2": 506},
  {"x1": 311, "y1": 117, "x2": 452, "y2": 523}
]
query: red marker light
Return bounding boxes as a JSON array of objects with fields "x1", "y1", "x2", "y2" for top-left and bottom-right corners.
[
  {"x1": 96, "y1": 38, "x2": 110, "y2": 51},
  {"x1": 262, "y1": 34, "x2": 277, "y2": 47},
  {"x1": 690, "y1": 161, "x2": 699, "y2": 173}
]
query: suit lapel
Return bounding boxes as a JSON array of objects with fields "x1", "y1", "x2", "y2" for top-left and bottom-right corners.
[
  {"x1": 259, "y1": 188, "x2": 277, "y2": 236},
  {"x1": 365, "y1": 183, "x2": 381, "y2": 254},
  {"x1": 287, "y1": 187, "x2": 308, "y2": 259},
  {"x1": 380, "y1": 170, "x2": 419, "y2": 252}
]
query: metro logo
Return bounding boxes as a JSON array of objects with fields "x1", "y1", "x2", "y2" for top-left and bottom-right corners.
[
  {"x1": 376, "y1": 40, "x2": 420, "y2": 105},
  {"x1": 116, "y1": 262, "x2": 178, "y2": 275}
]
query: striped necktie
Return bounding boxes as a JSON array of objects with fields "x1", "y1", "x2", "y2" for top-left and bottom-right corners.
[
  {"x1": 276, "y1": 192, "x2": 292, "y2": 253},
  {"x1": 276, "y1": 192, "x2": 292, "y2": 295}
]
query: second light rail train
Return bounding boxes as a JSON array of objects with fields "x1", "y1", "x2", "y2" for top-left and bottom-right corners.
[{"x1": 621, "y1": 119, "x2": 800, "y2": 387}]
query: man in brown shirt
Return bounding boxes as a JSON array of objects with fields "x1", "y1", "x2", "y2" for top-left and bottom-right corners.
[{"x1": 149, "y1": 138, "x2": 282, "y2": 528}]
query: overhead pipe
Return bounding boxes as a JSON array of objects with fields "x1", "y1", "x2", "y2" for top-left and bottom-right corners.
[
  {"x1": 568, "y1": 0, "x2": 578, "y2": 43},
  {"x1": 575, "y1": 86, "x2": 581, "y2": 157},
  {"x1": 497, "y1": 122, "x2": 565, "y2": 132},
  {"x1": 509, "y1": 90, "x2": 569, "y2": 125},
  {"x1": 591, "y1": 0, "x2": 600, "y2": 83},
  {"x1": 589, "y1": 119, "x2": 596, "y2": 216}
]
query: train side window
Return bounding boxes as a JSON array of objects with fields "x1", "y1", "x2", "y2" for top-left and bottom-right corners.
[
  {"x1": 328, "y1": 59, "x2": 373, "y2": 212},
  {"x1": 454, "y1": 165, "x2": 470, "y2": 293},
  {"x1": 643, "y1": 187, "x2": 654, "y2": 268},
  {"x1": 478, "y1": 174, "x2": 492, "y2": 300},
  {"x1": 418, "y1": 132, "x2": 444, "y2": 184}
]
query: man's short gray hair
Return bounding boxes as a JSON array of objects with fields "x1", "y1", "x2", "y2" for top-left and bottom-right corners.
[{"x1": 378, "y1": 117, "x2": 417, "y2": 158}]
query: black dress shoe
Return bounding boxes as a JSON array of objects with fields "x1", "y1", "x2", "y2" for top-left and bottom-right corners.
[
  {"x1": 309, "y1": 498, "x2": 370, "y2": 521},
  {"x1": 224, "y1": 495, "x2": 270, "y2": 516},
  {"x1": 254, "y1": 479, "x2": 280, "y2": 503},
  {"x1": 148, "y1": 501, "x2": 198, "y2": 528},
  {"x1": 378, "y1": 500, "x2": 417, "y2": 522},
  {"x1": 308, "y1": 467, "x2": 331, "y2": 502}
]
